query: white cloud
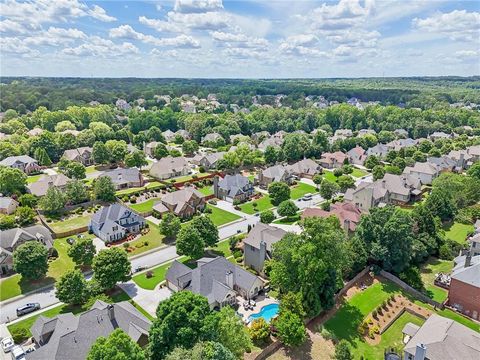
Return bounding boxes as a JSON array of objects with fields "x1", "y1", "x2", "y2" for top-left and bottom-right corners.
[
  {"x1": 413, "y1": 10, "x2": 480, "y2": 41},
  {"x1": 0, "y1": 37, "x2": 41, "y2": 57},
  {"x1": 88, "y1": 4, "x2": 117, "y2": 22},
  {"x1": 61, "y1": 36, "x2": 139, "y2": 57},
  {"x1": 326, "y1": 29, "x2": 380, "y2": 47},
  {"x1": 309, "y1": 0, "x2": 374, "y2": 30},
  {"x1": 174, "y1": 0, "x2": 223, "y2": 13},
  {"x1": 454, "y1": 50, "x2": 479, "y2": 58},
  {"x1": 23, "y1": 26, "x2": 87, "y2": 46},
  {"x1": 109, "y1": 25, "x2": 200, "y2": 48},
  {"x1": 0, "y1": 19, "x2": 39, "y2": 35},
  {"x1": 210, "y1": 31, "x2": 268, "y2": 48},
  {"x1": 139, "y1": 16, "x2": 183, "y2": 33},
  {"x1": 166, "y1": 11, "x2": 230, "y2": 30}
]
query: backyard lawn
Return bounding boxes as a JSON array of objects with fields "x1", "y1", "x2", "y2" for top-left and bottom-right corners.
[
  {"x1": 26, "y1": 174, "x2": 42, "y2": 184},
  {"x1": 420, "y1": 257, "x2": 453, "y2": 303},
  {"x1": 49, "y1": 214, "x2": 92, "y2": 234},
  {"x1": 126, "y1": 221, "x2": 165, "y2": 257},
  {"x1": 273, "y1": 214, "x2": 301, "y2": 225},
  {"x1": 351, "y1": 168, "x2": 368, "y2": 178},
  {"x1": 198, "y1": 186, "x2": 214, "y2": 196},
  {"x1": 171, "y1": 173, "x2": 211, "y2": 184},
  {"x1": 128, "y1": 198, "x2": 161, "y2": 213},
  {"x1": 207, "y1": 204, "x2": 241, "y2": 226},
  {"x1": 443, "y1": 222, "x2": 474, "y2": 244},
  {"x1": 321, "y1": 171, "x2": 338, "y2": 183},
  {"x1": 0, "y1": 236, "x2": 79, "y2": 301},
  {"x1": 239, "y1": 195, "x2": 274, "y2": 214},
  {"x1": 290, "y1": 182, "x2": 317, "y2": 200},
  {"x1": 115, "y1": 181, "x2": 163, "y2": 196}
]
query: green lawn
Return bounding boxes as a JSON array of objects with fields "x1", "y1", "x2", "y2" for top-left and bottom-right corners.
[
  {"x1": 26, "y1": 174, "x2": 42, "y2": 184},
  {"x1": 126, "y1": 221, "x2": 165, "y2": 257},
  {"x1": 171, "y1": 173, "x2": 211, "y2": 184},
  {"x1": 321, "y1": 171, "x2": 338, "y2": 183},
  {"x1": 239, "y1": 195, "x2": 274, "y2": 214},
  {"x1": 273, "y1": 214, "x2": 301, "y2": 225},
  {"x1": 0, "y1": 236, "x2": 80, "y2": 301},
  {"x1": 443, "y1": 222, "x2": 474, "y2": 244},
  {"x1": 351, "y1": 168, "x2": 368, "y2": 178},
  {"x1": 128, "y1": 198, "x2": 161, "y2": 213},
  {"x1": 290, "y1": 182, "x2": 317, "y2": 200},
  {"x1": 85, "y1": 165, "x2": 98, "y2": 174},
  {"x1": 115, "y1": 181, "x2": 163, "y2": 196},
  {"x1": 198, "y1": 186, "x2": 214, "y2": 196},
  {"x1": 420, "y1": 257, "x2": 453, "y2": 303},
  {"x1": 207, "y1": 204, "x2": 241, "y2": 226},
  {"x1": 49, "y1": 214, "x2": 92, "y2": 233}
]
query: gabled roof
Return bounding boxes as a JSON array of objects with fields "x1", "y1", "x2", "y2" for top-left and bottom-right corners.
[
  {"x1": 62, "y1": 147, "x2": 93, "y2": 161},
  {"x1": 0, "y1": 196, "x2": 18, "y2": 209},
  {"x1": 286, "y1": 159, "x2": 320, "y2": 176},
  {"x1": 100, "y1": 167, "x2": 141, "y2": 185},
  {"x1": 404, "y1": 162, "x2": 439, "y2": 176},
  {"x1": 302, "y1": 202, "x2": 363, "y2": 231},
  {"x1": 0, "y1": 225, "x2": 53, "y2": 251},
  {"x1": 243, "y1": 223, "x2": 287, "y2": 252},
  {"x1": 90, "y1": 204, "x2": 143, "y2": 234},
  {"x1": 452, "y1": 255, "x2": 480, "y2": 288},
  {"x1": 27, "y1": 174, "x2": 71, "y2": 197},
  {"x1": 218, "y1": 174, "x2": 251, "y2": 197},
  {"x1": 150, "y1": 156, "x2": 190, "y2": 177},
  {"x1": 261, "y1": 165, "x2": 291, "y2": 181},
  {"x1": 0, "y1": 155, "x2": 38, "y2": 166}
]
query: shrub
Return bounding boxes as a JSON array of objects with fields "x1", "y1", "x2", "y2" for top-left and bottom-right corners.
[
  {"x1": 123, "y1": 242, "x2": 129, "y2": 249},
  {"x1": 146, "y1": 271, "x2": 153, "y2": 278},
  {"x1": 229, "y1": 236, "x2": 240, "y2": 250},
  {"x1": 144, "y1": 241, "x2": 149, "y2": 246},
  {"x1": 11, "y1": 327, "x2": 29, "y2": 343},
  {"x1": 48, "y1": 247, "x2": 59, "y2": 259},
  {"x1": 233, "y1": 249, "x2": 242, "y2": 259},
  {"x1": 130, "y1": 196, "x2": 137, "y2": 203},
  {"x1": 204, "y1": 207, "x2": 213, "y2": 214},
  {"x1": 236, "y1": 256, "x2": 243, "y2": 263}
]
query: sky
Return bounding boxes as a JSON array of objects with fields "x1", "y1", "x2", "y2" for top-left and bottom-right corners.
[{"x1": 1, "y1": 0, "x2": 479, "y2": 78}]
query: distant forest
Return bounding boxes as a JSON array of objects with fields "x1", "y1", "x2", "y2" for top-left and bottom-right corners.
[{"x1": 1, "y1": 76, "x2": 479, "y2": 112}]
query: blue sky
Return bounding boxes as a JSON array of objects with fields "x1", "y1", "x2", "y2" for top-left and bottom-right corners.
[{"x1": 1, "y1": 0, "x2": 479, "y2": 77}]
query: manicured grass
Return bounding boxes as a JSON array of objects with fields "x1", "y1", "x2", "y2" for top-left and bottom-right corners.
[
  {"x1": 126, "y1": 221, "x2": 165, "y2": 257},
  {"x1": 290, "y1": 182, "x2": 317, "y2": 200},
  {"x1": 49, "y1": 214, "x2": 92, "y2": 233},
  {"x1": 0, "y1": 236, "x2": 79, "y2": 301},
  {"x1": 128, "y1": 198, "x2": 161, "y2": 213},
  {"x1": 351, "y1": 168, "x2": 368, "y2": 178},
  {"x1": 26, "y1": 174, "x2": 42, "y2": 184},
  {"x1": 115, "y1": 181, "x2": 163, "y2": 196},
  {"x1": 198, "y1": 186, "x2": 214, "y2": 196},
  {"x1": 207, "y1": 204, "x2": 241, "y2": 226},
  {"x1": 85, "y1": 165, "x2": 97, "y2": 174},
  {"x1": 420, "y1": 257, "x2": 453, "y2": 303},
  {"x1": 171, "y1": 173, "x2": 211, "y2": 184},
  {"x1": 443, "y1": 222, "x2": 474, "y2": 244},
  {"x1": 273, "y1": 214, "x2": 301, "y2": 225},
  {"x1": 239, "y1": 195, "x2": 274, "y2": 214},
  {"x1": 321, "y1": 171, "x2": 338, "y2": 183}
]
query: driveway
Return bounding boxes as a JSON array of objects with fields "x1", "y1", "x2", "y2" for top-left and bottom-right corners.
[
  {"x1": 119, "y1": 281, "x2": 172, "y2": 317},
  {"x1": 215, "y1": 200, "x2": 250, "y2": 218},
  {"x1": 92, "y1": 237, "x2": 107, "y2": 252}
]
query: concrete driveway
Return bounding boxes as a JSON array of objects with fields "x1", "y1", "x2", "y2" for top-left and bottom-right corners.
[
  {"x1": 92, "y1": 237, "x2": 107, "y2": 252},
  {"x1": 119, "y1": 281, "x2": 172, "y2": 316}
]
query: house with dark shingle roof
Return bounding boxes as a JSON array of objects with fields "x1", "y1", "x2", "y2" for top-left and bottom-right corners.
[
  {"x1": 213, "y1": 174, "x2": 253, "y2": 203},
  {"x1": 347, "y1": 146, "x2": 367, "y2": 166},
  {"x1": 27, "y1": 300, "x2": 151, "y2": 360},
  {"x1": 27, "y1": 174, "x2": 71, "y2": 197},
  {"x1": 255, "y1": 164, "x2": 294, "y2": 188},
  {"x1": 166, "y1": 256, "x2": 264, "y2": 309},
  {"x1": 62, "y1": 147, "x2": 93, "y2": 166},
  {"x1": 149, "y1": 156, "x2": 191, "y2": 180},
  {"x1": 0, "y1": 196, "x2": 18, "y2": 215},
  {"x1": 99, "y1": 168, "x2": 144, "y2": 190},
  {"x1": 0, "y1": 225, "x2": 53, "y2": 275},
  {"x1": 89, "y1": 204, "x2": 146, "y2": 243},
  {"x1": 243, "y1": 223, "x2": 287, "y2": 273},
  {"x1": 153, "y1": 187, "x2": 206, "y2": 218},
  {"x1": 0, "y1": 155, "x2": 40, "y2": 174},
  {"x1": 285, "y1": 159, "x2": 321, "y2": 179}
]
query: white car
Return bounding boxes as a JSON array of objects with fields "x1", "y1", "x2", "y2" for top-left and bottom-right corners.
[
  {"x1": 10, "y1": 346, "x2": 26, "y2": 360},
  {"x1": 1, "y1": 337, "x2": 14, "y2": 353}
]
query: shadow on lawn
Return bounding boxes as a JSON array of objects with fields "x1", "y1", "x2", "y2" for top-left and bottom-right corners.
[
  {"x1": 18, "y1": 275, "x2": 55, "y2": 294},
  {"x1": 323, "y1": 302, "x2": 364, "y2": 344}
]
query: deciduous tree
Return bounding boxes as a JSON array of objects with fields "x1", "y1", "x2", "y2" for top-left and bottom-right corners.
[
  {"x1": 92, "y1": 247, "x2": 131, "y2": 290},
  {"x1": 68, "y1": 238, "x2": 96, "y2": 267},
  {"x1": 268, "y1": 182, "x2": 290, "y2": 206},
  {"x1": 88, "y1": 329, "x2": 145, "y2": 360},
  {"x1": 13, "y1": 241, "x2": 49, "y2": 280},
  {"x1": 159, "y1": 213, "x2": 181, "y2": 241},
  {"x1": 55, "y1": 269, "x2": 88, "y2": 305}
]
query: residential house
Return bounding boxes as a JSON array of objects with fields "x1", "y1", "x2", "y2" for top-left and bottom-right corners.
[
  {"x1": 0, "y1": 197, "x2": 18, "y2": 215},
  {"x1": 285, "y1": 159, "x2": 321, "y2": 179},
  {"x1": 386, "y1": 138, "x2": 418, "y2": 152},
  {"x1": 468, "y1": 234, "x2": 480, "y2": 256},
  {"x1": 448, "y1": 252, "x2": 480, "y2": 320},
  {"x1": 0, "y1": 225, "x2": 53, "y2": 275},
  {"x1": 394, "y1": 129, "x2": 409, "y2": 138},
  {"x1": 255, "y1": 165, "x2": 294, "y2": 188},
  {"x1": 191, "y1": 152, "x2": 225, "y2": 170},
  {"x1": 301, "y1": 202, "x2": 363, "y2": 233},
  {"x1": 427, "y1": 156, "x2": 457, "y2": 172},
  {"x1": 115, "y1": 99, "x2": 131, "y2": 111},
  {"x1": 166, "y1": 256, "x2": 264, "y2": 310},
  {"x1": 402, "y1": 314, "x2": 480, "y2": 360},
  {"x1": 229, "y1": 134, "x2": 248, "y2": 143},
  {"x1": 257, "y1": 136, "x2": 283, "y2": 151},
  {"x1": 153, "y1": 187, "x2": 206, "y2": 218},
  {"x1": 175, "y1": 129, "x2": 190, "y2": 140},
  {"x1": 319, "y1": 151, "x2": 348, "y2": 169},
  {"x1": 181, "y1": 101, "x2": 196, "y2": 113},
  {"x1": 403, "y1": 162, "x2": 440, "y2": 185},
  {"x1": 357, "y1": 129, "x2": 376, "y2": 137},
  {"x1": 467, "y1": 145, "x2": 480, "y2": 162},
  {"x1": 28, "y1": 300, "x2": 151, "y2": 360},
  {"x1": 27, "y1": 174, "x2": 71, "y2": 197},
  {"x1": 344, "y1": 173, "x2": 421, "y2": 211},
  {"x1": 243, "y1": 223, "x2": 287, "y2": 273},
  {"x1": 448, "y1": 149, "x2": 474, "y2": 170},
  {"x1": 429, "y1": 131, "x2": 452, "y2": 141},
  {"x1": 202, "y1": 132, "x2": 223, "y2": 144},
  {"x1": 334, "y1": 129, "x2": 353, "y2": 138},
  {"x1": 347, "y1": 146, "x2": 367, "y2": 166},
  {"x1": 0, "y1": 155, "x2": 40, "y2": 174},
  {"x1": 144, "y1": 141, "x2": 160, "y2": 157},
  {"x1": 149, "y1": 156, "x2": 191, "y2": 180},
  {"x1": 99, "y1": 168, "x2": 144, "y2": 190},
  {"x1": 62, "y1": 147, "x2": 94, "y2": 166},
  {"x1": 213, "y1": 174, "x2": 254, "y2": 203},
  {"x1": 365, "y1": 143, "x2": 389, "y2": 159},
  {"x1": 252, "y1": 131, "x2": 270, "y2": 142},
  {"x1": 272, "y1": 131, "x2": 287, "y2": 140},
  {"x1": 162, "y1": 129, "x2": 176, "y2": 143},
  {"x1": 89, "y1": 204, "x2": 146, "y2": 243},
  {"x1": 27, "y1": 127, "x2": 44, "y2": 137}
]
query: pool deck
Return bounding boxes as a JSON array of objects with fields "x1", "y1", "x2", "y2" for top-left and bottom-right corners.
[{"x1": 237, "y1": 294, "x2": 278, "y2": 324}]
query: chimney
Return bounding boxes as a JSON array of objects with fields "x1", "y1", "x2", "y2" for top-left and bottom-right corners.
[
  {"x1": 225, "y1": 270, "x2": 234, "y2": 289},
  {"x1": 107, "y1": 304, "x2": 115, "y2": 321},
  {"x1": 213, "y1": 176, "x2": 219, "y2": 198},
  {"x1": 344, "y1": 219, "x2": 351, "y2": 233},
  {"x1": 465, "y1": 252, "x2": 472, "y2": 268},
  {"x1": 259, "y1": 240, "x2": 267, "y2": 260},
  {"x1": 414, "y1": 343, "x2": 427, "y2": 360}
]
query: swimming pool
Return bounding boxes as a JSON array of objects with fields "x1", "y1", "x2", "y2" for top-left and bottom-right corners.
[{"x1": 248, "y1": 303, "x2": 279, "y2": 323}]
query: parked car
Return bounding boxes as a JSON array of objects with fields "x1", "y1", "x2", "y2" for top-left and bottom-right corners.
[
  {"x1": 1, "y1": 337, "x2": 14, "y2": 353},
  {"x1": 16, "y1": 303, "x2": 40, "y2": 317},
  {"x1": 10, "y1": 346, "x2": 25, "y2": 360},
  {"x1": 302, "y1": 193, "x2": 313, "y2": 201},
  {"x1": 133, "y1": 265, "x2": 147, "y2": 273}
]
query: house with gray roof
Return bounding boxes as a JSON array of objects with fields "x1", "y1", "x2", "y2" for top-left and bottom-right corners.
[
  {"x1": 319, "y1": 151, "x2": 348, "y2": 169},
  {"x1": 347, "y1": 146, "x2": 367, "y2": 166},
  {"x1": 402, "y1": 314, "x2": 480, "y2": 360},
  {"x1": 0, "y1": 196, "x2": 18, "y2": 215},
  {"x1": 394, "y1": 129, "x2": 409, "y2": 138},
  {"x1": 201, "y1": 132, "x2": 223, "y2": 145},
  {"x1": 386, "y1": 138, "x2": 418, "y2": 152},
  {"x1": 99, "y1": 168, "x2": 144, "y2": 190},
  {"x1": 255, "y1": 165, "x2": 294, "y2": 188},
  {"x1": 153, "y1": 187, "x2": 206, "y2": 218},
  {"x1": 149, "y1": 156, "x2": 191, "y2": 180},
  {"x1": 0, "y1": 225, "x2": 53, "y2": 275},
  {"x1": 166, "y1": 256, "x2": 264, "y2": 309},
  {"x1": 285, "y1": 159, "x2": 321, "y2": 179},
  {"x1": 191, "y1": 152, "x2": 225, "y2": 170},
  {"x1": 89, "y1": 204, "x2": 145, "y2": 243},
  {"x1": 175, "y1": 129, "x2": 191, "y2": 140},
  {"x1": 344, "y1": 173, "x2": 421, "y2": 211},
  {"x1": 366, "y1": 143, "x2": 389, "y2": 159},
  {"x1": 27, "y1": 174, "x2": 71, "y2": 197},
  {"x1": 28, "y1": 300, "x2": 151, "y2": 360},
  {"x1": 427, "y1": 156, "x2": 457, "y2": 172},
  {"x1": 162, "y1": 129, "x2": 176, "y2": 142},
  {"x1": 467, "y1": 145, "x2": 480, "y2": 162},
  {"x1": 244, "y1": 223, "x2": 287, "y2": 274},
  {"x1": 62, "y1": 147, "x2": 93, "y2": 166},
  {"x1": 403, "y1": 162, "x2": 440, "y2": 185},
  {"x1": 429, "y1": 131, "x2": 453, "y2": 141},
  {"x1": 257, "y1": 136, "x2": 283, "y2": 151},
  {"x1": 213, "y1": 174, "x2": 253, "y2": 203},
  {"x1": 448, "y1": 149, "x2": 474, "y2": 170},
  {"x1": 0, "y1": 155, "x2": 40, "y2": 174},
  {"x1": 357, "y1": 129, "x2": 376, "y2": 137}
]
